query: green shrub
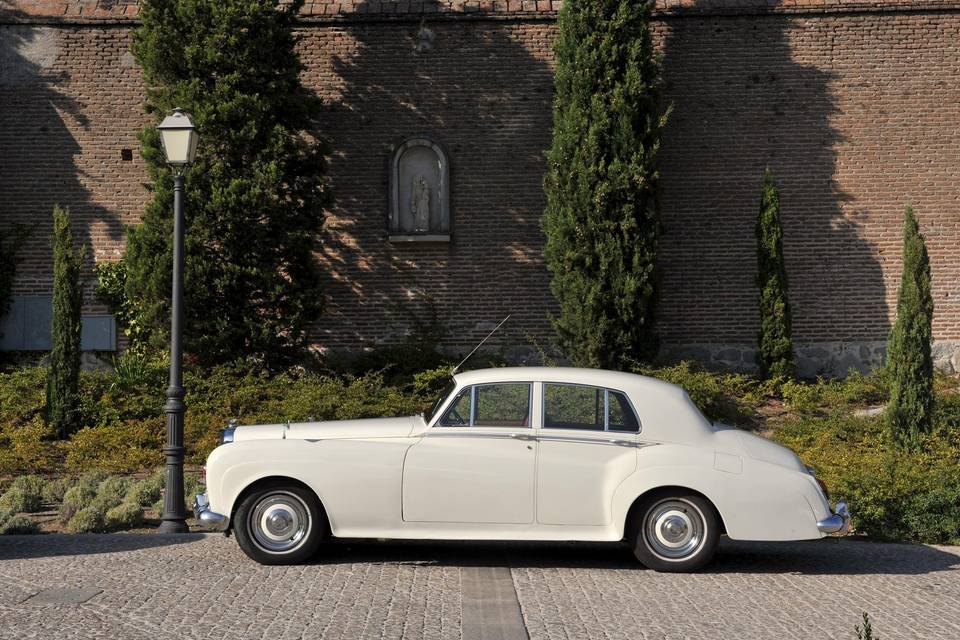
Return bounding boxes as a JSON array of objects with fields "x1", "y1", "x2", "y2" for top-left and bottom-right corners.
[
  {"x1": 1, "y1": 514, "x2": 40, "y2": 535},
  {"x1": 0, "y1": 475, "x2": 45, "y2": 513},
  {"x1": 541, "y1": 0, "x2": 666, "y2": 368},
  {"x1": 0, "y1": 224, "x2": 30, "y2": 347},
  {"x1": 47, "y1": 205, "x2": 86, "y2": 439},
  {"x1": 125, "y1": 470, "x2": 164, "y2": 508},
  {"x1": 0, "y1": 507, "x2": 13, "y2": 528},
  {"x1": 885, "y1": 206, "x2": 934, "y2": 448},
  {"x1": 42, "y1": 476, "x2": 74, "y2": 505},
  {"x1": 104, "y1": 501, "x2": 144, "y2": 531},
  {"x1": 75, "y1": 469, "x2": 109, "y2": 493},
  {"x1": 855, "y1": 613, "x2": 877, "y2": 640},
  {"x1": 0, "y1": 415, "x2": 60, "y2": 476},
  {"x1": 635, "y1": 361, "x2": 768, "y2": 426},
  {"x1": 756, "y1": 169, "x2": 795, "y2": 379},
  {"x1": 60, "y1": 483, "x2": 98, "y2": 523},
  {"x1": 65, "y1": 420, "x2": 164, "y2": 473},
  {"x1": 67, "y1": 505, "x2": 106, "y2": 533},
  {"x1": 126, "y1": 0, "x2": 331, "y2": 369},
  {"x1": 773, "y1": 412, "x2": 960, "y2": 543},
  {"x1": 92, "y1": 476, "x2": 132, "y2": 511}
]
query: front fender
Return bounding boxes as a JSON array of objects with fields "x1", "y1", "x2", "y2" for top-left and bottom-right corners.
[{"x1": 204, "y1": 437, "x2": 415, "y2": 535}]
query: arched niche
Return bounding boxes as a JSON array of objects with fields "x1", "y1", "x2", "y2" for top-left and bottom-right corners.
[{"x1": 389, "y1": 137, "x2": 451, "y2": 242}]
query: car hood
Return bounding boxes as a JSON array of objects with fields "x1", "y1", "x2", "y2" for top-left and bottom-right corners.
[{"x1": 231, "y1": 416, "x2": 424, "y2": 442}]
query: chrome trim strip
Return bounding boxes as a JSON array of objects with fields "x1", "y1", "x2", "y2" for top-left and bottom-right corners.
[
  {"x1": 424, "y1": 430, "x2": 657, "y2": 448},
  {"x1": 192, "y1": 493, "x2": 230, "y2": 532},
  {"x1": 425, "y1": 430, "x2": 535, "y2": 441}
]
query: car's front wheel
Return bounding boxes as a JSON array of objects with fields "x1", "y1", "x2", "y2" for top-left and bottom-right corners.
[
  {"x1": 234, "y1": 483, "x2": 326, "y2": 565},
  {"x1": 631, "y1": 493, "x2": 719, "y2": 572}
]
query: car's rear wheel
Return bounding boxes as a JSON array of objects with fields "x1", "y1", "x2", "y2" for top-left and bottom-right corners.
[
  {"x1": 234, "y1": 484, "x2": 325, "y2": 565},
  {"x1": 631, "y1": 493, "x2": 719, "y2": 572}
]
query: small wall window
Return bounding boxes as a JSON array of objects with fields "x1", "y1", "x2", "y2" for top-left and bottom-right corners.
[
  {"x1": 388, "y1": 137, "x2": 451, "y2": 242},
  {"x1": 543, "y1": 384, "x2": 640, "y2": 433},
  {"x1": 439, "y1": 383, "x2": 532, "y2": 428}
]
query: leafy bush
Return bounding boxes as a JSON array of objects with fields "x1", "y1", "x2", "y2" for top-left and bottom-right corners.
[
  {"x1": 47, "y1": 204, "x2": 86, "y2": 438},
  {"x1": 65, "y1": 420, "x2": 164, "y2": 473},
  {"x1": 0, "y1": 475, "x2": 45, "y2": 512},
  {"x1": 104, "y1": 501, "x2": 144, "y2": 530},
  {"x1": 0, "y1": 415, "x2": 60, "y2": 476},
  {"x1": 774, "y1": 412, "x2": 960, "y2": 543},
  {"x1": 68, "y1": 506, "x2": 106, "y2": 533},
  {"x1": 125, "y1": 470, "x2": 164, "y2": 508},
  {"x1": 780, "y1": 370, "x2": 888, "y2": 415},
  {"x1": 75, "y1": 469, "x2": 109, "y2": 493},
  {"x1": 92, "y1": 476, "x2": 132, "y2": 511},
  {"x1": 126, "y1": 0, "x2": 331, "y2": 369},
  {"x1": 886, "y1": 206, "x2": 934, "y2": 448},
  {"x1": 59, "y1": 471, "x2": 107, "y2": 523},
  {"x1": 756, "y1": 169, "x2": 795, "y2": 379},
  {"x1": 855, "y1": 613, "x2": 877, "y2": 640},
  {"x1": 1, "y1": 514, "x2": 40, "y2": 535},
  {"x1": 542, "y1": 0, "x2": 666, "y2": 368},
  {"x1": 42, "y1": 476, "x2": 74, "y2": 505},
  {"x1": 635, "y1": 361, "x2": 770, "y2": 426}
]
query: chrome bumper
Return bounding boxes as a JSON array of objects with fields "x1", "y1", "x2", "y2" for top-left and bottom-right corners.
[
  {"x1": 816, "y1": 501, "x2": 850, "y2": 535},
  {"x1": 192, "y1": 493, "x2": 229, "y2": 532}
]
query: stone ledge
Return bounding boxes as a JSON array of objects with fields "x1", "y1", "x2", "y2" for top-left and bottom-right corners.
[{"x1": 660, "y1": 341, "x2": 960, "y2": 378}]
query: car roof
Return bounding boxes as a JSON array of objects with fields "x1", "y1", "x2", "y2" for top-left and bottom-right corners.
[{"x1": 452, "y1": 366, "x2": 679, "y2": 393}]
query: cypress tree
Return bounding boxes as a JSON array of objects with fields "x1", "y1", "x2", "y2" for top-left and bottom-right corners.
[
  {"x1": 541, "y1": 0, "x2": 667, "y2": 369},
  {"x1": 123, "y1": 0, "x2": 330, "y2": 368},
  {"x1": 47, "y1": 205, "x2": 85, "y2": 439},
  {"x1": 755, "y1": 169, "x2": 795, "y2": 379},
  {"x1": 886, "y1": 206, "x2": 934, "y2": 448}
]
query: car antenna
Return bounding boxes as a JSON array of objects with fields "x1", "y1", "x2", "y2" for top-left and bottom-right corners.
[{"x1": 451, "y1": 314, "x2": 510, "y2": 376}]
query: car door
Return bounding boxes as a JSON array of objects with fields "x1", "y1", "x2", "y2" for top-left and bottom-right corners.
[
  {"x1": 402, "y1": 382, "x2": 536, "y2": 524},
  {"x1": 536, "y1": 383, "x2": 640, "y2": 526}
]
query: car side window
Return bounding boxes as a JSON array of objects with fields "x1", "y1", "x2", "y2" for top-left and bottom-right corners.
[
  {"x1": 544, "y1": 384, "x2": 640, "y2": 433},
  {"x1": 439, "y1": 389, "x2": 472, "y2": 426},
  {"x1": 608, "y1": 390, "x2": 640, "y2": 433},
  {"x1": 438, "y1": 383, "x2": 532, "y2": 427}
]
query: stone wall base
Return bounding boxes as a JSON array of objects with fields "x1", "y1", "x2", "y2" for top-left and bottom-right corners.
[{"x1": 660, "y1": 341, "x2": 960, "y2": 378}]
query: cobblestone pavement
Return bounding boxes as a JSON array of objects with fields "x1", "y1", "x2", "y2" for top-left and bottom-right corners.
[{"x1": 0, "y1": 534, "x2": 957, "y2": 640}]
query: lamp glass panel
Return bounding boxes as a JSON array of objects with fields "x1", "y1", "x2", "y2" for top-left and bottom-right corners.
[{"x1": 160, "y1": 129, "x2": 193, "y2": 164}]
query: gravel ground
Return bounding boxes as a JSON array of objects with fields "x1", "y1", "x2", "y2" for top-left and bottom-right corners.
[{"x1": 0, "y1": 534, "x2": 957, "y2": 640}]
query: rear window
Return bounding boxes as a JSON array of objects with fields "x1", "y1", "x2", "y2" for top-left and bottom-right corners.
[{"x1": 543, "y1": 384, "x2": 640, "y2": 433}]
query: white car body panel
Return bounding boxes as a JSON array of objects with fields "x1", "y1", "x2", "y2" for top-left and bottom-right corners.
[{"x1": 202, "y1": 367, "x2": 837, "y2": 544}]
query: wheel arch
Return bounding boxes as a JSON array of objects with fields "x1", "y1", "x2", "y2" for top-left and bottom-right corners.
[
  {"x1": 622, "y1": 485, "x2": 727, "y2": 543},
  {"x1": 229, "y1": 475, "x2": 330, "y2": 535}
]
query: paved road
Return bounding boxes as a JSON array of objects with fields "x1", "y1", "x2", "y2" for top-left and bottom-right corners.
[{"x1": 0, "y1": 534, "x2": 958, "y2": 639}]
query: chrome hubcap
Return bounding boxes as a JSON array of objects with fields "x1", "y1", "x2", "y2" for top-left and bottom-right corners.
[
  {"x1": 249, "y1": 492, "x2": 311, "y2": 553},
  {"x1": 644, "y1": 499, "x2": 705, "y2": 560}
]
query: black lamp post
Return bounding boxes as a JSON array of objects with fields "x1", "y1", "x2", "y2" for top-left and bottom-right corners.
[{"x1": 157, "y1": 108, "x2": 199, "y2": 534}]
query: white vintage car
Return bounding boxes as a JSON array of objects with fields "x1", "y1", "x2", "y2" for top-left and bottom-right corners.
[{"x1": 194, "y1": 367, "x2": 849, "y2": 572}]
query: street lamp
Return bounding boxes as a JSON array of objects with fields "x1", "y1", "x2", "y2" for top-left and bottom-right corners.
[{"x1": 157, "y1": 108, "x2": 198, "y2": 534}]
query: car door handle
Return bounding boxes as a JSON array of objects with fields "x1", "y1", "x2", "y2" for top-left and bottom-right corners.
[{"x1": 508, "y1": 433, "x2": 537, "y2": 441}]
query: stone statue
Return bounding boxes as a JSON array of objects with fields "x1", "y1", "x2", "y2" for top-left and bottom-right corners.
[{"x1": 411, "y1": 175, "x2": 431, "y2": 232}]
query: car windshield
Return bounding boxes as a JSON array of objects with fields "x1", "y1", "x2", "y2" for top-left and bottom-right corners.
[{"x1": 424, "y1": 379, "x2": 457, "y2": 423}]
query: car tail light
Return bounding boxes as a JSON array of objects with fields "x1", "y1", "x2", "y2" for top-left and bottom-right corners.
[{"x1": 815, "y1": 475, "x2": 829, "y2": 500}]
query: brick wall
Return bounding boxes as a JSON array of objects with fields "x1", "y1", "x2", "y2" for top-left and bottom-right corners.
[{"x1": 2, "y1": 0, "x2": 960, "y2": 373}]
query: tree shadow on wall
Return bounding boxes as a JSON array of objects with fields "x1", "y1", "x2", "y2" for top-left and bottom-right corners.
[
  {"x1": 0, "y1": 7, "x2": 123, "y2": 309},
  {"x1": 304, "y1": 1, "x2": 555, "y2": 357},
  {"x1": 656, "y1": 2, "x2": 889, "y2": 375}
]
